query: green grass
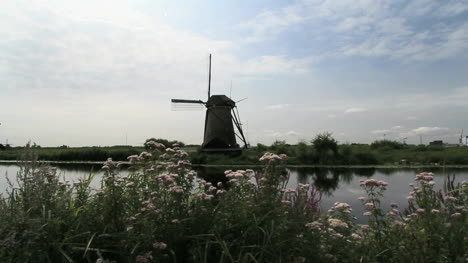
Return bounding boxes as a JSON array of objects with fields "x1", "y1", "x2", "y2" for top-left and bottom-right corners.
[
  {"x1": 2, "y1": 141, "x2": 468, "y2": 166},
  {"x1": 0, "y1": 146, "x2": 144, "y2": 162},
  {"x1": 190, "y1": 143, "x2": 468, "y2": 166}
]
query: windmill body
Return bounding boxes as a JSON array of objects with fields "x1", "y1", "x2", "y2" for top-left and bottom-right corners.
[
  {"x1": 171, "y1": 55, "x2": 248, "y2": 153},
  {"x1": 203, "y1": 95, "x2": 238, "y2": 150}
]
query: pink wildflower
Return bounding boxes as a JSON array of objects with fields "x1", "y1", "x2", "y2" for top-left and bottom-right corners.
[
  {"x1": 444, "y1": 196, "x2": 458, "y2": 202},
  {"x1": 153, "y1": 242, "x2": 167, "y2": 249},
  {"x1": 450, "y1": 213, "x2": 462, "y2": 219}
]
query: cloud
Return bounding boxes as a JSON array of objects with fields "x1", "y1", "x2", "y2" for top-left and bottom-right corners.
[
  {"x1": 410, "y1": 127, "x2": 450, "y2": 136},
  {"x1": 238, "y1": 7, "x2": 306, "y2": 43},
  {"x1": 239, "y1": 56, "x2": 313, "y2": 75},
  {"x1": 391, "y1": 125, "x2": 404, "y2": 130},
  {"x1": 286, "y1": 130, "x2": 299, "y2": 137},
  {"x1": 266, "y1": 104, "x2": 290, "y2": 110},
  {"x1": 371, "y1": 129, "x2": 390, "y2": 134},
  {"x1": 344, "y1": 107, "x2": 367, "y2": 114},
  {"x1": 239, "y1": 0, "x2": 468, "y2": 62},
  {"x1": 263, "y1": 130, "x2": 299, "y2": 138}
]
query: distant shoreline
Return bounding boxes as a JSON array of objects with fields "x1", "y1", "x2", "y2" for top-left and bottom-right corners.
[{"x1": 1, "y1": 160, "x2": 468, "y2": 169}]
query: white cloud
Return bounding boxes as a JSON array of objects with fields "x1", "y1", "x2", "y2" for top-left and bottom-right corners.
[
  {"x1": 371, "y1": 129, "x2": 390, "y2": 134},
  {"x1": 0, "y1": 1, "x2": 315, "y2": 146},
  {"x1": 344, "y1": 107, "x2": 367, "y2": 114},
  {"x1": 239, "y1": 56, "x2": 313, "y2": 75},
  {"x1": 263, "y1": 130, "x2": 300, "y2": 138},
  {"x1": 238, "y1": 6, "x2": 306, "y2": 43},
  {"x1": 286, "y1": 130, "x2": 299, "y2": 137},
  {"x1": 239, "y1": 0, "x2": 468, "y2": 62},
  {"x1": 410, "y1": 127, "x2": 450, "y2": 135},
  {"x1": 266, "y1": 104, "x2": 290, "y2": 110},
  {"x1": 391, "y1": 125, "x2": 404, "y2": 130}
]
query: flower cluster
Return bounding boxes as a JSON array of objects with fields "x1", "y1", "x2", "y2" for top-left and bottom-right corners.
[
  {"x1": 359, "y1": 179, "x2": 388, "y2": 190},
  {"x1": 328, "y1": 218, "x2": 348, "y2": 229},
  {"x1": 415, "y1": 172, "x2": 436, "y2": 187},
  {"x1": 144, "y1": 140, "x2": 166, "y2": 151},
  {"x1": 259, "y1": 152, "x2": 287, "y2": 162}
]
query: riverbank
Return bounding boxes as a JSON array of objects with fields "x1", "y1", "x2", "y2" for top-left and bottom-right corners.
[
  {"x1": 1, "y1": 139, "x2": 468, "y2": 166},
  {"x1": 2, "y1": 159, "x2": 468, "y2": 169},
  {"x1": 1, "y1": 146, "x2": 466, "y2": 262}
]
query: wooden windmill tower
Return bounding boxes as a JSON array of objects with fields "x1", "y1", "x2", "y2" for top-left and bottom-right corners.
[{"x1": 171, "y1": 54, "x2": 248, "y2": 153}]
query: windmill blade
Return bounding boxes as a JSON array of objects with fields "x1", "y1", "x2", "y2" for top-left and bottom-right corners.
[
  {"x1": 236, "y1": 97, "x2": 248, "y2": 104},
  {"x1": 171, "y1": 99, "x2": 205, "y2": 111},
  {"x1": 231, "y1": 107, "x2": 248, "y2": 148},
  {"x1": 208, "y1": 54, "x2": 212, "y2": 100},
  {"x1": 171, "y1": 99, "x2": 205, "y2": 104}
]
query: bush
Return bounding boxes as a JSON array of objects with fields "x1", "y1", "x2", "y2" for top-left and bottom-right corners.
[{"x1": 370, "y1": 140, "x2": 406, "y2": 150}]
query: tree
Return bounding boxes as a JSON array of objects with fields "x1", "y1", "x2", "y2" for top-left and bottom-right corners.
[
  {"x1": 311, "y1": 132, "x2": 338, "y2": 164},
  {"x1": 312, "y1": 132, "x2": 338, "y2": 155}
]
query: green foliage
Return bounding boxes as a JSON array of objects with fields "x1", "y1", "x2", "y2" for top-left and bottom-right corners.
[
  {"x1": 0, "y1": 146, "x2": 143, "y2": 162},
  {"x1": 0, "y1": 145, "x2": 467, "y2": 262},
  {"x1": 1, "y1": 136, "x2": 468, "y2": 166},
  {"x1": 371, "y1": 139, "x2": 406, "y2": 150},
  {"x1": 312, "y1": 132, "x2": 338, "y2": 154}
]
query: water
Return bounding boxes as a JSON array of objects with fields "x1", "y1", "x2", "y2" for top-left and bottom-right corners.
[{"x1": 1, "y1": 163, "x2": 467, "y2": 223}]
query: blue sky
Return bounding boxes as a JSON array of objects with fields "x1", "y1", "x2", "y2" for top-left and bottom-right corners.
[{"x1": 1, "y1": 0, "x2": 468, "y2": 146}]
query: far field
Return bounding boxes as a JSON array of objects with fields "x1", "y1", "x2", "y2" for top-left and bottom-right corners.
[{"x1": 1, "y1": 137, "x2": 468, "y2": 166}]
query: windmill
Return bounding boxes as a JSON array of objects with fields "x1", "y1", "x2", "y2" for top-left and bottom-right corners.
[{"x1": 171, "y1": 54, "x2": 248, "y2": 153}]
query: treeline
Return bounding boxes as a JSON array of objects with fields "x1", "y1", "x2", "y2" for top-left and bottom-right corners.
[
  {"x1": 0, "y1": 145, "x2": 143, "y2": 162},
  {"x1": 0, "y1": 138, "x2": 187, "y2": 162},
  {"x1": 2, "y1": 135, "x2": 468, "y2": 165},
  {"x1": 190, "y1": 133, "x2": 468, "y2": 165}
]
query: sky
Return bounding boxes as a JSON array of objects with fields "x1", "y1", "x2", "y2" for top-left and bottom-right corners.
[{"x1": 1, "y1": 0, "x2": 468, "y2": 147}]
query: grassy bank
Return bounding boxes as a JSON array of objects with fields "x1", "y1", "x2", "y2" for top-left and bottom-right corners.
[
  {"x1": 1, "y1": 137, "x2": 468, "y2": 166},
  {"x1": 189, "y1": 143, "x2": 468, "y2": 166},
  {"x1": 0, "y1": 143, "x2": 466, "y2": 262},
  {"x1": 0, "y1": 146, "x2": 144, "y2": 162}
]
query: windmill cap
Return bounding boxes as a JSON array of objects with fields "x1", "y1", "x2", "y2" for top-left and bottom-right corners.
[{"x1": 207, "y1": 95, "x2": 235, "y2": 107}]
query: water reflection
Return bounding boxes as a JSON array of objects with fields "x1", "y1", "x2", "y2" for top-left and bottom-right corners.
[
  {"x1": 290, "y1": 167, "x2": 376, "y2": 195},
  {"x1": 1, "y1": 163, "x2": 468, "y2": 223}
]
